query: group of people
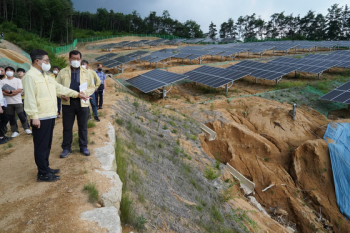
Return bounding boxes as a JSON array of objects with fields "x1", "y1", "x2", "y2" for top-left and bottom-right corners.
[{"x1": 0, "y1": 49, "x2": 107, "y2": 182}]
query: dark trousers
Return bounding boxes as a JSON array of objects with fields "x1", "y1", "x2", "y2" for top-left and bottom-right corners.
[
  {"x1": 22, "y1": 99, "x2": 26, "y2": 117},
  {"x1": 89, "y1": 93, "x2": 98, "y2": 117},
  {"x1": 57, "y1": 97, "x2": 61, "y2": 114},
  {"x1": 31, "y1": 118, "x2": 55, "y2": 174},
  {"x1": 95, "y1": 84, "x2": 104, "y2": 107},
  {"x1": 62, "y1": 98, "x2": 89, "y2": 150},
  {"x1": 7, "y1": 104, "x2": 30, "y2": 133},
  {"x1": 0, "y1": 107, "x2": 9, "y2": 137}
]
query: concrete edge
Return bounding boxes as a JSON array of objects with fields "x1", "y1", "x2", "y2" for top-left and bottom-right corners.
[{"x1": 80, "y1": 122, "x2": 123, "y2": 233}]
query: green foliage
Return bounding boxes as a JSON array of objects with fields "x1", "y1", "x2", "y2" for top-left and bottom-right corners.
[
  {"x1": 83, "y1": 183, "x2": 99, "y2": 203},
  {"x1": 116, "y1": 118, "x2": 124, "y2": 125},
  {"x1": 115, "y1": 137, "x2": 127, "y2": 184},
  {"x1": 120, "y1": 193, "x2": 135, "y2": 225},
  {"x1": 210, "y1": 205, "x2": 224, "y2": 223},
  {"x1": 204, "y1": 166, "x2": 220, "y2": 180},
  {"x1": 171, "y1": 129, "x2": 178, "y2": 134},
  {"x1": 87, "y1": 120, "x2": 96, "y2": 128}
]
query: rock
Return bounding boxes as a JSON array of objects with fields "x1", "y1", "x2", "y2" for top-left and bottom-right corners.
[
  {"x1": 96, "y1": 203, "x2": 101, "y2": 208},
  {"x1": 139, "y1": 116, "x2": 146, "y2": 122},
  {"x1": 81, "y1": 207, "x2": 121, "y2": 233},
  {"x1": 247, "y1": 196, "x2": 269, "y2": 216},
  {"x1": 96, "y1": 170, "x2": 123, "y2": 211},
  {"x1": 274, "y1": 208, "x2": 288, "y2": 216},
  {"x1": 286, "y1": 226, "x2": 295, "y2": 232},
  {"x1": 67, "y1": 190, "x2": 73, "y2": 193},
  {"x1": 26, "y1": 220, "x2": 32, "y2": 225}
]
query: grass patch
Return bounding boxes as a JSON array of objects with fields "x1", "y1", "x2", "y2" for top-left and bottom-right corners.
[
  {"x1": 169, "y1": 121, "x2": 176, "y2": 126},
  {"x1": 210, "y1": 205, "x2": 224, "y2": 223},
  {"x1": 171, "y1": 129, "x2": 178, "y2": 134},
  {"x1": 98, "y1": 111, "x2": 104, "y2": 117},
  {"x1": 204, "y1": 166, "x2": 220, "y2": 180},
  {"x1": 83, "y1": 183, "x2": 99, "y2": 203},
  {"x1": 116, "y1": 118, "x2": 124, "y2": 125},
  {"x1": 87, "y1": 120, "x2": 96, "y2": 128},
  {"x1": 120, "y1": 193, "x2": 135, "y2": 225},
  {"x1": 190, "y1": 134, "x2": 197, "y2": 140}
]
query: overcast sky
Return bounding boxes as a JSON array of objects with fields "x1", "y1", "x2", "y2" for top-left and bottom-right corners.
[{"x1": 72, "y1": 0, "x2": 349, "y2": 32}]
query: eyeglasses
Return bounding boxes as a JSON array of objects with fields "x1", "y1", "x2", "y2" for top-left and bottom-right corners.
[{"x1": 41, "y1": 59, "x2": 50, "y2": 64}]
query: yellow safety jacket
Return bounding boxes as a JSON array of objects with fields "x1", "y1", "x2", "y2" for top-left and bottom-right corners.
[
  {"x1": 23, "y1": 66, "x2": 79, "y2": 120},
  {"x1": 56, "y1": 66, "x2": 95, "y2": 107},
  {"x1": 89, "y1": 69, "x2": 101, "y2": 87}
]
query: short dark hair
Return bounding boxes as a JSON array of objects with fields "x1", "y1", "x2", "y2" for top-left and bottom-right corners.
[
  {"x1": 97, "y1": 63, "x2": 102, "y2": 67},
  {"x1": 5, "y1": 66, "x2": 15, "y2": 72},
  {"x1": 81, "y1": 60, "x2": 89, "y2": 65},
  {"x1": 17, "y1": 68, "x2": 25, "y2": 73},
  {"x1": 30, "y1": 49, "x2": 48, "y2": 63},
  {"x1": 69, "y1": 50, "x2": 82, "y2": 59},
  {"x1": 52, "y1": 66, "x2": 60, "y2": 70}
]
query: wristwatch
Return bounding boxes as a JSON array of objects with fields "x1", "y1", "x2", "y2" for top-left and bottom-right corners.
[{"x1": 9, "y1": 90, "x2": 12, "y2": 94}]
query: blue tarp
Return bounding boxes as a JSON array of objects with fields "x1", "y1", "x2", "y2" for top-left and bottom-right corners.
[{"x1": 324, "y1": 122, "x2": 350, "y2": 219}]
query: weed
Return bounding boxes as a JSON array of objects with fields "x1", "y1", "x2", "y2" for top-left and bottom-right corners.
[
  {"x1": 174, "y1": 146, "x2": 181, "y2": 155},
  {"x1": 91, "y1": 132, "x2": 95, "y2": 135},
  {"x1": 176, "y1": 138, "x2": 180, "y2": 145},
  {"x1": 210, "y1": 103, "x2": 214, "y2": 111},
  {"x1": 120, "y1": 193, "x2": 135, "y2": 225},
  {"x1": 196, "y1": 205, "x2": 203, "y2": 212},
  {"x1": 190, "y1": 179, "x2": 199, "y2": 189},
  {"x1": 83, "y1": 183, "x2": 99, "y2": 203},
  {"x1": 7, "y1": 142, "x2": 13, "y2": 148},
  {"x1": 159, "y1": 134, "x2": 164, "y2": 138},
  {"x1": 264, "y1": 158, "x2": 270, "y2": 162},
  {"x1": 182, "y1": 163, "x2": 192, "y2": 177},
  {"x1": 172, "y1": 129, "x2": 178, "y2": 134},
  {"x1": 169, "y1": 121, "x2": 176, "y2": 126},
  {"x1": 130, "y1": 169, "x2": 140, "y2": 184},
  {"x1": 210, "y1": 205, "x2": 224, "y2": 223},
  {"x1": 134, "y1": 215, "x2": 147, "y2": 231},
  {"x1": 215, "y1": 160, "x2": 221, "y2": 170},
  {"x1": 98, "y1": 111, "x2": 104, "y2": 117},
  {"x1": 204, "y1": 166, "x2": 220, "y2": 180},
  {"x1": 139, "y1": 192, "x2": 145, "y2": 203},
  {"x1": 116, "y1": 118, "x2": 124, "y2": 125},
  {"x1": 115, "y1": 137, "x2": 127, "y2": 185},
  {"x1": 87, "y1": 120, "x2": 96, "y2": 128},
  {"x1": 133, "y1": 101, "x2": 140, "y2": 108},
  {"x1": 190, "y1": 135, "x2": 197, "y2": 140},
  {"x1": 158, "y1": 142, "x2": 163, "y2": 148},
  {"x1": 163, "y1": 124, "x2": 168, "y2": 130}
]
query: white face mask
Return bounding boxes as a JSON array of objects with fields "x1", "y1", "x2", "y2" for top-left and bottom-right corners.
[
  {"x1": 53, "y1": 70, "x2": 58, "y2": 74},
  {"x1": 81, "y1": 65, "x2": 87, "y2": 69},
  {"x1": 6, "y1": 71, "x2": 14, "y2": 77},
  {"x1": 37, "y1": 60, "x2": 51, "y2": 72},
  {"x1": 71, "y1": 60, "x2": 81, "y2": 68}
]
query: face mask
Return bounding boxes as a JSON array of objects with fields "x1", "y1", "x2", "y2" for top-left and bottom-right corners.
[
  {"x1": 71, "y1": 60, "x2": 81, "y2": 68},
  {"x1": 53, "y1": 70, "x2": 58, "y2": 74},
  {"x1": 6, "y1": 71, "x2": 14, "y2": 77},
  {"x1": 41, "y1": 62, "x2": 51, "y2": 72},
  {"x1": 81, "y1": 65, "x2": 87, "y2": 69},
  {"x1": 98, "y1": 68, "x2": 102, "y2": 72}
]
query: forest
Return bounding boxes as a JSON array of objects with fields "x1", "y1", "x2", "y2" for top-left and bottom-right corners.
[{"x1": 0, "y1": 0, "x2": 349, "y2": 46}]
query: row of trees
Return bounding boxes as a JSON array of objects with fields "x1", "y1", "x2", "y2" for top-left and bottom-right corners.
[
  {"x1": 0, "y1": 1, "x2": 349, "y2": 45},
  {"x1": 211, "y1": 4, "x2": 350, "y2": 41}
]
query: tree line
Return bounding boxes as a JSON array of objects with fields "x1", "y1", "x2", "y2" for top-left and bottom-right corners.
[
  {"x1": 0, "y1": 1, "x2": 349, "y2": 46},
  {"x1": 212, "y1": 4, "x2": 350, "y2": 41}
]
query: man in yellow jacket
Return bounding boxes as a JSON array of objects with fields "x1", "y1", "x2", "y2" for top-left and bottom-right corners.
[
  {"x1": 56, "y1": 50, "x2": 95, "y2": 158},
  {"x1": 81, "y1": 60, "x2": 101, "y2": 122},
  {"x1": 23, "y1": 49, "x2": 90, "y2": 182}
]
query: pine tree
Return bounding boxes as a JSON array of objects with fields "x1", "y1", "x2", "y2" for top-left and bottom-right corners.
[{"x1": 208, "y1": 21, "x2": 217, "y2": 39}]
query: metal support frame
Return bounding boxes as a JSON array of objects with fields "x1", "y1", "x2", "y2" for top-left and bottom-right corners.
[
  {"x1": 292, "y1": 103, "x2": 297, "y2": 121},
  {"x1": 318, "y1": 72, "x2": 323, "y2": 79},
  {"x1": 161, "y1": 84, "x2": 173, "y2": 99},
  {"x1": 275, "y1": 77, "x2": 283, "y2": 85},
  {"x1": 348, "y1": 104, "x2": 350, "y2": 111}
]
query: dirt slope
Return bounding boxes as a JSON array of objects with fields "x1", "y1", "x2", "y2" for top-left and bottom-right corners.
[{"x1": 162, "y1": 96, "x2": 350, "y2": 233}]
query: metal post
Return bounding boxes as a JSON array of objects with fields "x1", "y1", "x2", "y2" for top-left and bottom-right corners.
[
  {"x1": 292, "y1": 103, "x2": 296, "y2": 121},
  {"x1": 260, "y1": 53, "x2": 262, "y2": 58},
  {"x1": 163, "y1": 60, "x2": 165, "y2": 68},
  {"x1": 276, "y1": 79, "x2": 279, "y2": 85},
  {"x1": 221, "y1": 56, "x2": 223, "y2": 61},
  {"x1": 162, "y1": 86, "x2": 166, "y2": 99},
  {"x1": 318, "y1": 73, "x2": 321, "y2": 79},
  {"x1": 273, "y1": 50, "x2": 275, "y2": 55},
  {"x1": 190, "y1": 60, "x2": 192, "y2": 64},
  {"x1": 200, "y1": 58, "x2": 202, "y2": 64},
  {"x1": 156, "y1": 62, "x2": 157, "y2": 68},
  {"x1": 248, "y1": 52, "x2": 250, "y2": 57},
  {"x1": 255, "y1": 77, "x2": 258, "y2": 83},
  {"x1": 225, "y1": 84, "x2": 228, "y2": 95}
]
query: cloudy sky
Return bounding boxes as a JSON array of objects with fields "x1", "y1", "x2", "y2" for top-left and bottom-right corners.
[{"x1": 72, "y1": 0, "x2": 349, "y2": 32}]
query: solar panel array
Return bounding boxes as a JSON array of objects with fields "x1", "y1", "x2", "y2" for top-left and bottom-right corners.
[
  {"x1": 320, "y1": 81, "x2": 350, "y2": 103},
  {"x1": 102, "y1": 56, "x2": 136, "y2": 68},
  {"x1": 300, "y1": 51, "x2": 350, "y2": 68},
  {"x1": 184, "y1": 66, "x2": 249, "y2": 88},
  {"x1": 139, "y1": 51, "x2": 174, "y2": 63},
  {"x1": 126, "y1": 69, "x2": 187, "y2": 93},
  {"x1": 269, "y1": 57, "x2": 341, "y2": 73},
  {"x1": 100, "y1": 43, "x2": 118, "y2": 49},
  {"x1": 227, "y1": 60, "x2": 296, "y2": 80},
  {"x1": 95, "y1": 53, "x2": 118, "y2": 62},
  {"x1": 127, "y1": 51, "x2": 149, "y2": 58}
]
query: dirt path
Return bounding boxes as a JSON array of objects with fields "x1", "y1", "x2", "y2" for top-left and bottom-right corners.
[{"x1": 0, "y1": 80, "x2": 118, "y2": 232}]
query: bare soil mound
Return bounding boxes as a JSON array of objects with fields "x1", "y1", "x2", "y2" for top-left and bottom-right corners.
[{"x1": 162, "y1": 96, "x2": 350, "y2": 233}]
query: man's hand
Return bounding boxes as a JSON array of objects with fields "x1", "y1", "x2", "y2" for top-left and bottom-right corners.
[
  {"x1": 0, "y1": 106, "x2": 3, "y2": 114},
  {"x1": 61, "y1": 95, "x2": 69, "y2": 101},
  {"x1": 32, "y1": 119, "x2": 40, "y2": 128},
  {"x1": 4, "y1": 88, "x2": 11, "y2": 94},
  {"x1": 78, "y1": 92, "x2": 92, "y2": 101}
]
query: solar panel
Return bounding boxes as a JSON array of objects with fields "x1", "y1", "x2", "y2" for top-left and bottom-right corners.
[
  {"x1": 184, "y1": 66, "x2": 249, "y2": 88},
  {"x1": 320, "y1": 81, "x2": 350, "y2": 103},
  {"x1": 127, "y1": 51, "x2": 149, "y2": 58},
  {"x1": 173, "y1": 53, "x2": 192, "y2": 59},
  {"x1": 125, "y1": 69, "x2": 187, "y2": 93},
  {"x1": 95, "y1": 53, "x2": 118, "y2": 62}
]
